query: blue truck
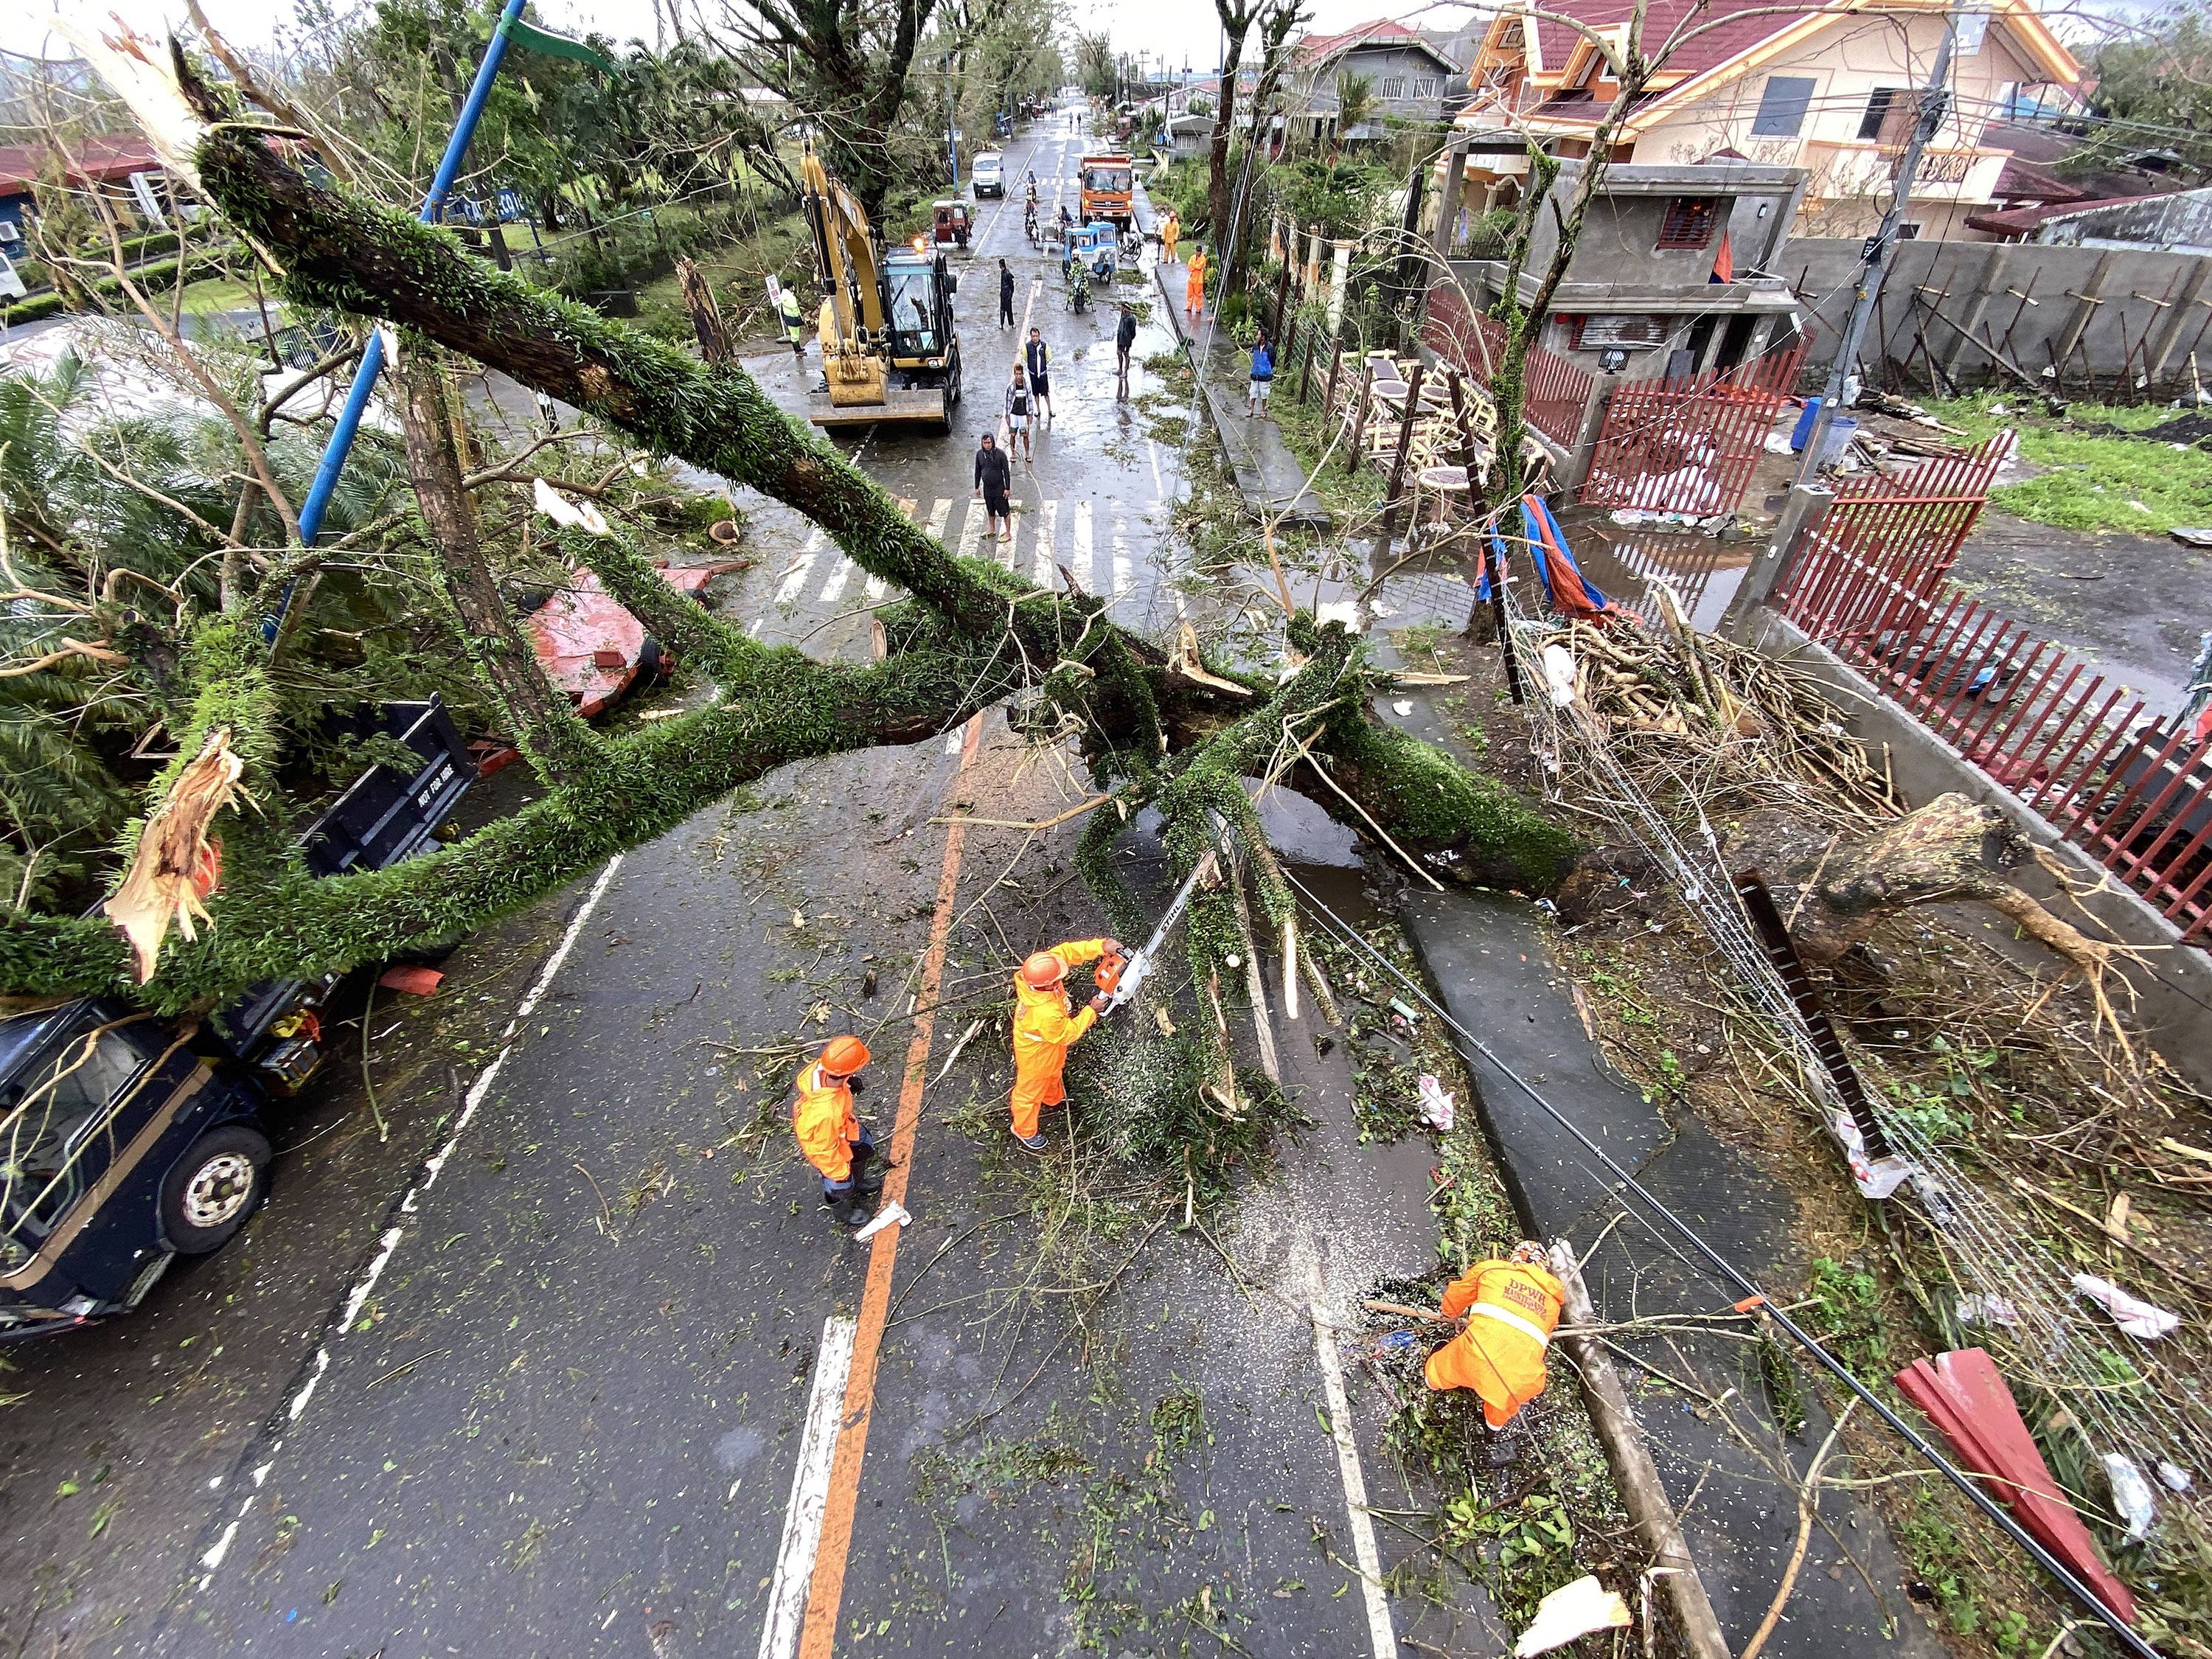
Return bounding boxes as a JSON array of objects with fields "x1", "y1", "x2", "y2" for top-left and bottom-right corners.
[{"x1": 0, "y1": 700, "x2": 472, "y2": 1340}]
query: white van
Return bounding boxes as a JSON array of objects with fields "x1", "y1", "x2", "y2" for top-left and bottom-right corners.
[{"x1": 973, "y1": 153, "x2": 1004, "y2": 198}]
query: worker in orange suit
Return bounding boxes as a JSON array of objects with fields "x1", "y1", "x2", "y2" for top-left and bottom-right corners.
[
  {"x1": 1008, "y1": 937, "x2": 1123, "y2": 1152},
  {"x1": 1425, "y1": 1242, "x2": 1566, "y2": 1427},
  {"x1": 1183, "y1": 247, "x2": 1208, "y2": 321},
  {"x1": 793, "y1": 1035, "x2": 878, "y2": 1227}
]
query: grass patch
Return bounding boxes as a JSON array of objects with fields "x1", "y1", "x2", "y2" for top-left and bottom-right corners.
[
  {"x1": 1271, "y1": 387, "x2": 1384, "y2": 526},
  {"x1": 1921, "y1": 392, "x2": 2212, "y2": 535}
]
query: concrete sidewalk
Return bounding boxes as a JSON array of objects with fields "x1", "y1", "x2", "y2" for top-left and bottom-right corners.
[
  {"x1": 1371, "y1": 667, "x2": 1942, "y2": 1659},
  {"x1": 1154, "y1": 257, "x2": 1332, "y2": 531}
]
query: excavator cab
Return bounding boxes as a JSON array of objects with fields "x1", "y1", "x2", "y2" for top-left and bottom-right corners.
[{"x1": 800, "y1": 145, "x2": 965, "y2": 434}]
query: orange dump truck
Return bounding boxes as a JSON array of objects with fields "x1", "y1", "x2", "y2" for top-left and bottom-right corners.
[{"x1": 1079, "y1": 153, "x2": 1135, "y2": 230}]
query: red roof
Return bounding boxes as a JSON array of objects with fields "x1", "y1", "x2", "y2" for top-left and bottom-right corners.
[
  {"x1": 1989, "y1": 157, "x2": 2088, "y2": 205},
  {"x1": 1520, "y1": 0, "x2": 1820, "y2": 83},
  {"x1": 1298, "y1": 18, "x2": 1458, "y2": 69},
  {"x1": 0, "y1": 133, "x2": 161, "y2": 197}
]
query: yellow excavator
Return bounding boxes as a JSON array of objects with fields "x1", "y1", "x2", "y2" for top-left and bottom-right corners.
[{"x1": 800, "y1": 144, "x2": 965, "y2": 432}]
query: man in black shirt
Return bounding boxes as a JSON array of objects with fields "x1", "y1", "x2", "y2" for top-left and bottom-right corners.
[
  {"x1": 1115, "y1": 304, "x2": 1138, "y2": 385},
  {"x1": 973, "y1": 431, "x2": 1012, "y2": 543},
  {"x1": 1024, "y1": 327, "x2": 1052, "y2": 422},
  {"x1": 998, "y1": 259, "x2": 1015, "y2": 327}
]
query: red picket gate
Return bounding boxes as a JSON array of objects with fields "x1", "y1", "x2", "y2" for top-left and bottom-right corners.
[
  {"x1": 1579, "y1": 344, "x2": 1806, "y2": 519},
  {"x1": 1422, "y1": 285, "x2": 1591, "y2": 451},
  {"x1": 1775, "y1": 438, "x2": 2212, "y2": 942}
]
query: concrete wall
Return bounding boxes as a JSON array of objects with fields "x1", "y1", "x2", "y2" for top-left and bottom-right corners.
[
  {"x1": 2035, "y1": 187, "x2": 2212, "y2": 256},
  {"x1": 1729, "y1": 608, "x2": 2212, "y2": 1095},
  {"x1": 1780, "y1": 235, "x2": 2212, "y2": 397}
]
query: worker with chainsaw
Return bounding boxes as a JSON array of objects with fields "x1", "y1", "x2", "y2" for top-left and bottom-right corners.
[
  {"x1": 793, "y1": 1035, "x2": 880, "y2": 1227},
  {"x1": 1424, "y1": 1242, "x2": 1566, "y2": 1427},
  {"x1": 1008, "y1": 938, "x2": 1124, "y2": 1151}
]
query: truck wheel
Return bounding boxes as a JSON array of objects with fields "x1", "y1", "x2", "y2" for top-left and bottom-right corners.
[
  {"x1": 638, "y1": 637, "x2": 669, "y2": 681},
  {"x1": 161, "y1": 1126, "x2": 271, "y2": 1254}
]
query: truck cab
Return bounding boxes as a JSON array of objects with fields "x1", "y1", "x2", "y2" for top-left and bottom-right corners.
[
  {"x1": 0, "y1": 699, "x2": 473, "y2": 1341},
  {"x1": 1079, "y1": 154, "x2": 1135, "y2": 230},
  {"x1": 971, "y1": 153, "x2": 1004, "y2": 198}
]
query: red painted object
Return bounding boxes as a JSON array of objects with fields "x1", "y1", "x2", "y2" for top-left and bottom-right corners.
[
  {"x1": 378, "y1": 964, "x2": 445, "y2": 997},
  {"x1": 522, "y1": 563, "x2": 740, "y2": 718},
  {"x1": 1895, "y1": 1349, "x2": 2137, "y2": 1624}
]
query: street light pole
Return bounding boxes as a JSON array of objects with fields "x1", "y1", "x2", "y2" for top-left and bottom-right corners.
[{"x1": 1793, "y1": 13, "x2": 1956, "y2": 485}]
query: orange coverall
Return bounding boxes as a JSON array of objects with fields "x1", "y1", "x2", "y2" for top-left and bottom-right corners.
[
  {"x1": 1424, "y1": 1257, "x2": 1566, "y2": 1427},
  {"x1": 1184, "y1": 252, "x2": 1208, "y2": 316},
  {"x1": 1009, "y1": 938, "x2": 1111, "y2": 1138},
  {"x1": 791, "y1": 1059, "x2": 863, "y2": 1183}
]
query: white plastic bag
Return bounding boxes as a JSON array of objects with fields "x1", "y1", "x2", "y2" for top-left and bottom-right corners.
[
  {"x1": 2102, "y1": 1453, "x2": 2157, "y2": 1543},
  {"x1": 2073, "y1": 1273, "x2": 2180, "y2": 1340},
  {"x1": 1832, "y1": 1111, "x2": 1913, "y2": 1200},
  {"x1": 1417, "y1": 1074, "x2": 1455, "y2": 1132}
]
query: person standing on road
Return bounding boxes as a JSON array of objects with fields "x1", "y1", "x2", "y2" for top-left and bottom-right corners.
[
  {"x1": 775, "y1": 278, "x2": 808, "y2": 358},
  {"x1": 1008, "y1": 939, "x2": 1122, "y2": 1151},
  {"x1": 1024, "y1": 327, "x2": 1053, "y2": 422},
  {"x1": 998, "y1": 257, "x2": 1015, "y2": 327},
  {"x1": 1115, "y1": 303, "x2": 1138, "y2": 386},
  {"x1": 1248, "y1": 330, "x2": 1274, "y2": 419},
  {"x1": 1422, "y1": 1242, "x2": 1565, "y2": 1427},
  {"x1": 974, "y1": 430, "x2": 1012, "y2": 540},
  {"x1": 793, "y1": 1035, "x2": 879, "y2": 1228},
  {"x1": 1006, "y1": 366, "x2": 1034, "y2": 462},
  {"x1": 1184, "y1": 247, "x2": 1208, "y2": 321},
  {"x1": 1161, "y1": 209, "x2": 1180, "y2": 265}
]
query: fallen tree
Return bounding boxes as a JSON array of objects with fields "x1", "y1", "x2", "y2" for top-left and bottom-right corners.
[{"x1": 0, "y1": 42, "x2": 1571, "y2": 1020}]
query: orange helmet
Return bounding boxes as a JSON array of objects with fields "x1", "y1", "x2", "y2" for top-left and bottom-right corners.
[
  {"x1": 821, "y1": 1035, "x2": 871, "y2": 1075},
  {"x1": 1020, "y1": 951, "x2": 1067, "y2": 990}
]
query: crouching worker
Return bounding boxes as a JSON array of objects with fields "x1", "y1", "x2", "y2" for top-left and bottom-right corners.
[
  {"x1": 1009, "y1": 938, "x2": 1122, "y2": 1152},
  {"x1": 1424, "y1": 1242, "x2": 1566, "y2": 1427},
  {"x1": 793, "y1": 1035, "x2": 879, "y2": 1227}
]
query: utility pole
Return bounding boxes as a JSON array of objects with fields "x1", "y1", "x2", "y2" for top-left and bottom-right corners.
[
  {"x1": 1792, "y1": 12, "x2": 1955, "y2": 486},
  {"x1": 946, "y1": 52, "x2": 959, "y2": 186}
]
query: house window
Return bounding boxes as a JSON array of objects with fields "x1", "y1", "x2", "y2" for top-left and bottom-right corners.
[
  {"x1": 1751, "y1": 74, "x2": 1816, "y2": 137},
  {"x1": 1896, "y1": 222, "x2": 1922, "y2": 239},
  {"x1": 1414, "y1": 77, "x2": 1441, "y2": 100},
  {"x1": 1859, "y1": 86, "x2": 1909, "y2": 141},
  {"x1": 1656, "y1": 197, "x2": 1721, "y2": 250},
  {"x1": 1379, "y1": 75, "x2": 1409, "y2": 100}
]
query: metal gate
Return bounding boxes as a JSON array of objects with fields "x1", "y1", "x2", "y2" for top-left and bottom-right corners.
[{"x1": 1578, "y1": 344, "x2": 1806, "y2": 518}]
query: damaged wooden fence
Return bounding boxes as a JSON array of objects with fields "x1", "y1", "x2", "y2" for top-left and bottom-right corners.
[{"x1": 1775, "y1": 438, "x2": 2212, "y2": 942}]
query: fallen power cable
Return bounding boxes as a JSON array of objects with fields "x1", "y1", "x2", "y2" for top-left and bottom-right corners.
[{"x1": 1283, "y1": 866, "x2": 2158, "y2": 1659}]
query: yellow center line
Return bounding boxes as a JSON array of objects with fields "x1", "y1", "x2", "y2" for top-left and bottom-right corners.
[{"x1": 796, "y1": 710, "x2": 985, "y2": 1658}]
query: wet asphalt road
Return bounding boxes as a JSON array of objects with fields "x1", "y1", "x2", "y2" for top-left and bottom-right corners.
[{"x1": 0, "y1": 110, "x2": 1506, "y2": 1659}]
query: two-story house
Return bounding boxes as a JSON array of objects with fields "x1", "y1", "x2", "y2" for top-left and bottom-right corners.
[
  {"x1": 1447, "y1": 0, "x2": 2083, "y2": 240},
  {"x1": 1283, "y1": 19, "x2": 1464, "y2": 150}
]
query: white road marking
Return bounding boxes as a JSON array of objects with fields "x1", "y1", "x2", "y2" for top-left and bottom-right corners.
[
  {"x1": 1032, "y1": 498, "x2": 1057, "y2": 585},
  {"x1": 198, "y1": 855, "x2": 626, "y2": 1590},
  {"x1": 1302, "y1": 1246, "x2": 1397, "y2": 1659},
  {"x1": 1147, "y1": 438, "x2": 1164, "y2": 502},
  {"x1": 1111, "y1": 515, "x2": 1133, "y2": 597},
  {"x1": 957, "y1": 497, "x2": 984, "y2": 560},
  {"x1": 818, "y1": 556, "x2": 854, "y2": 603},
  {"x1": 756, "y1": 1314, "x2": 860, "y2": 1659},
  {"x1": 925, "y1": 496, "x2": 953, "y2": 540},
  {"x1": 802, "y1": 526, "x2": 826, "y2": 552},
  {"x1": 776, "y1": 554, "x2": 818, "y2": 605},
  {"x1": 1071, "y1": 501, "x2": 1093, "y2": 590}
]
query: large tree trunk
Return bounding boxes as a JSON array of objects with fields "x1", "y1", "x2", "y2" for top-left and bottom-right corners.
[
  {"x1": 392, "y1": 350, "x2": 607, "y2": 784},
  {"x1": 1206, "y1": 9, "x2": 1251, "y2": 245}
]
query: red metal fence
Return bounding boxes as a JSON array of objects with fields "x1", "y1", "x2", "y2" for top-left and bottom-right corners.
[
  {"x1": 1775, "y1": 439, "x2": 2212, "y2": 942},
  {"x1": 1579, "y1": 343, "x2": 1807, "y2": 520},
  {"x1": 1422, "y1": 285, "x2": 1591, "y2": 451}
]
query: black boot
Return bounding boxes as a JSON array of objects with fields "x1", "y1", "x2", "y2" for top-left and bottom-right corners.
[{"x1": 851, "y1": 1143, "x2": 883, "y2": 1194}]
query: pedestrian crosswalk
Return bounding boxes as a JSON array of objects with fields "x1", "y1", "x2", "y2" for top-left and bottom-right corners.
[{"x1": 764, "y1": 496, "x2": 1158, "y2": 615}]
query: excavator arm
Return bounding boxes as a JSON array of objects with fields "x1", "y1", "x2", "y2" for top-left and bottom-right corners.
[{"x1": 799, "y1": 145, "x2": 886, "y2": 344}]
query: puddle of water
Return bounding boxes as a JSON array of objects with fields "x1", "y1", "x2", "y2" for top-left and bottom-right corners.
[{"x1": 1569, "y1": 520, "x2": 1753, "y2": 631}]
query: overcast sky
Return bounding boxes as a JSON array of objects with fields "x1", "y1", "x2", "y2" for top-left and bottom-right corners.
[{"x1": 4, "y1": 0, "x2": 1492, "y2": 78}]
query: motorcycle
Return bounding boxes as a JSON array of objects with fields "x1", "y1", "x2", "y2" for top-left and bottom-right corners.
[
  {"x1": 1023, "y1": 201, "x2": 1038, "y2": 245},
  {"x1": 1069, "y1": 262, "x2": 1091, "y2": 313}
]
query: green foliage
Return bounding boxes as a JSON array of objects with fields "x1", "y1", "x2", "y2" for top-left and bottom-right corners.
[
  {"x1": 1919, "y1": 392, "x2": 2212, "y2": 535},
  {"x1": 1805, "y1": 1257, "x2": 1888, "y2": 1377},
  {"x1": 2081, "y1": 2, "x2": 2212, "y2": 176}
]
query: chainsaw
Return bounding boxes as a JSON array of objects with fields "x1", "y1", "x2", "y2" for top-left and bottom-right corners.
[{"x1": 1093, "y1": 855, "x2": 1213, "y2": 1014}]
